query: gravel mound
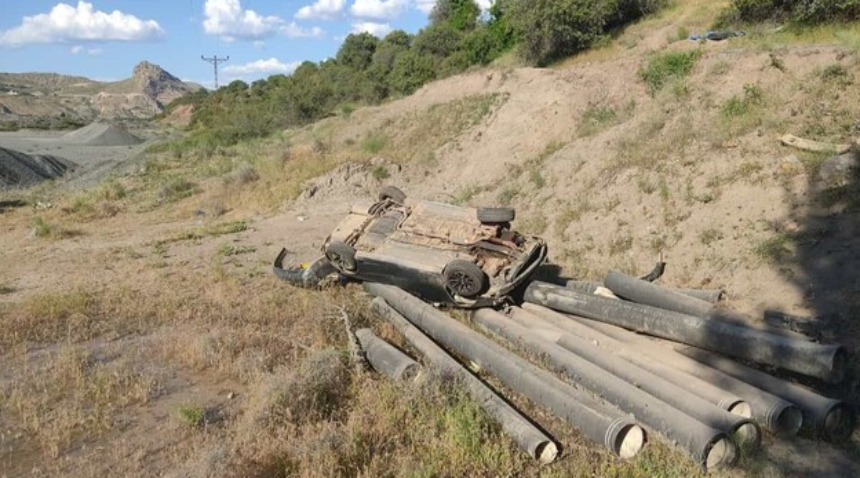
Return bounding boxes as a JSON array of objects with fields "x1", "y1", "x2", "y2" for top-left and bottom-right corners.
[
  {"x1": 63, "y1": 122, "x2": 143, "y2": 146},
  {"x1": 0, "y1": 146, "x2": 78, "y2": 188}
]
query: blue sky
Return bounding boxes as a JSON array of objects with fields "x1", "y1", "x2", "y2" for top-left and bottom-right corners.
[{"x1": 0, "y1": 0, "x2": 478, "y2": 86}]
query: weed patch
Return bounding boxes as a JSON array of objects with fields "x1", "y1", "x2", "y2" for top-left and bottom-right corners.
[
  {"x1": 157, "y1": 177, "x2": 201, "y2": 204},
  {"x1": 217, "y1": 243, "x2": 257, "y2": 257},
  {"x1": 720, "y1": 84, "x2": 768, "y2": 137},
  {"x1": 30, "y1": 216, "x2": 78, "y2": 239},
  {"x1": 371, "y1": 165, "x2": 390, "y2": 180},
  {"x1": 640, "y1": 50, "x2": 702, "y2": 95},
  {"x1": 176, "y1": 404, "x2": 207, "y2": 428},
  {"x1": 755, "y1": 233, "x2": 794, "y2": 263},
  {"x1": 699, "y1": 228, "x2": 724, "y2": 246},
  {"x1": 362, "y1": 133, "x2": 388, "y2": 154}
]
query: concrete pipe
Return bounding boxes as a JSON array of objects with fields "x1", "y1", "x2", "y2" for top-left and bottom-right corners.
[
  {"x1": 355, "y1": 328, "x2": 420, "y2": 381},
  {"x1": 577, "y1": 317, "x2": 804, "y2": 437},
  {"x1": 678, "y1": 347, "x2": 856, "y2": 443},
  {"x1": 565, "y1": 279, "x2": 723, "y2": 303},
  {"x1": 604, "y1": 271, "x2": 812, "y2": 341},
  {"x1": 525, "y1": 281, "x2": 847, "y2": 383},
  {"x1": 365, "y1": 284, "x2": 645, "y2": 459},
  {"x1": 520, "y1": 303, "x2": 750, "y2": 418},
  {"x1": 474, "y1": 309, "x2": 739, "y2": 471},
  {"x1": 506, "y1": 307, "x2": 760, "y2": 449},
  {"x1": 370, "y1": 299, "x2": 558, "y2": 463}
]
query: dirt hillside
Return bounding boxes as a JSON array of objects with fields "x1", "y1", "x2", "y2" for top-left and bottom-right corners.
[
  {"x1": 0, "y1": 61, "x2": 200, "y2": 126},
  {"x1": 1, "y1": 2, "x2": 859, "y2": 477}
]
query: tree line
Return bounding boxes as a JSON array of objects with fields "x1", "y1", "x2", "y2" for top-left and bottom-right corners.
[{"x1": 167, "y1": 0, "x2": 663, "y2": 147}]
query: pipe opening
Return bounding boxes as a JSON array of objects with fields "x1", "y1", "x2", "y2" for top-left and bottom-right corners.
[
  {"x1": 830, "y1": 347, "x2": 848, "y2": 384},
  {"x1": 535, "y1": 442, "x2": 560, "y2": 464},
  {"x1": 823, "y1": 403, "x2": 856, "y2": 443},
  {"x1": 728, "y1": 401, "x2": 752, "y2": 418},
  {"x1": 615, "y1": 425, "x2": 646, "y2": 459},
  {"x1": 704, "y1": 436, "x2": 738, "y2": 471},
  {"x1": 774, "y1": 406, "x2": 804, "y2": 437},
  {"x1": 732, "y1": 421, "x2": 762, "y2": 448}
]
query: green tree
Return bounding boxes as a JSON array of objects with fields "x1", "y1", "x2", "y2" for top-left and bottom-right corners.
[
  {"x1": 507, "y1": 0, "x2": 662, "y2": 66},
  {"x1": 383, "y1": 29, "x2": 413, "y2": 48},
  {"x1": 414, "y1": 23, "x2": 464, "y2": 58},
  {"x1": 431, "y1": 0, "x2": 482, "y2": 31},
  {"x1": 336, "y1": 32, "x2": 380, "y2": 70},
  {"x1": 389, "y1": 50, "x2": 436, "y2": 95},
  {"x1": 367, "y1": 31, "x2": 414, "y2": 100}
]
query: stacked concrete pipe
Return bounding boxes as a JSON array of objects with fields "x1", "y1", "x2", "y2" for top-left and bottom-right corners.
[
  {"x1": 524, "y1": 281, "x2": 847, "y2": 383},
  {"x1": 365, "y1": 283, "x2": 646, "y2": 460},
  {"x1": 474, "y1": 308, "x2": 741, "y2": 471},
  {"x1": 370, "y1": 298, "x2": 559, "y2": 463}
]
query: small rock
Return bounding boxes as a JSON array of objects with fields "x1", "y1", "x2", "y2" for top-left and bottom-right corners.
[
  {"x1": 818, "y1": 152, "x2": 859, "y2": 188},
  {"x1": 227, "y1": 391, "x2": 235, "y2": 400}
]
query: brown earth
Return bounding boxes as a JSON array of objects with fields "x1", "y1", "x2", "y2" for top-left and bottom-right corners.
[{"x1": 2, "y1": 3, "x2": 860, "y2": 477}]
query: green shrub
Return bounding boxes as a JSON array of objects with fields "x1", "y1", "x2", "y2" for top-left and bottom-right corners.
[
  {"x1": 509, "y1": 0, "x2": 665, "y2": 65},
  {"x1": 176, "y1": 405, "x2": 206, "y2": 427},
  {"x1": 640, "y1": 50, "x2": 702, "y2": 95},
  {"x1": 723, "y1": 0, "x2": 860, "y2": 24}
]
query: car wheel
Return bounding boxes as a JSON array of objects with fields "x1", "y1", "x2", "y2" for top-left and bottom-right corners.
[
  {"x1": 325, "y1": 241, "x2": 357, "y2": 272},
  {"x1": 477, "y1": 207, "x2": 516, "y2": 223},
  {"x1": 443, "y1": 260, "x2": 487, "y2": 298},
  {"x1": 378, "y1": 186, "x2": 407, "y2": 204}
]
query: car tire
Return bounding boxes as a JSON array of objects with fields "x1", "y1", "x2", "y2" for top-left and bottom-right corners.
[
  {"x1": 477, "y1": 207, "x2": 515, "y2": 223},
  {"x1": 325, "y1": 241, "x2": 357, "y2": 272},
  {"x1": 378, "y1": 186, "x2": 407, "y2": 204},
  {"x1": 443, "y1": 260, "x2": 487, "y2": 298}
]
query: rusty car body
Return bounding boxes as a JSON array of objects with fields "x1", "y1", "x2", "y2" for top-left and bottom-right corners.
[{"x1": 274, "y1": 187, "x2": 547, "y2": 308}]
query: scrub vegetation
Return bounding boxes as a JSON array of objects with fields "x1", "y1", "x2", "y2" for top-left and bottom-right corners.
[{"x1": 2, "y1": 0, "x2": 860, "y2": 476}]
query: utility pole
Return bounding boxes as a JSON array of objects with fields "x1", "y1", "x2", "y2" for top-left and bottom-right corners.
[{"x1": 200, "y1": 55, "x2": 229, "y2": 89}]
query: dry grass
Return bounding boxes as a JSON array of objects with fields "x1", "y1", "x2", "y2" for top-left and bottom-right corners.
[
  {"x1": 5, "y1": 4, "x2": 860, "y2": 474},
  {"x1": 131, "y1": 93, "x2": 506, "y2": 216}
]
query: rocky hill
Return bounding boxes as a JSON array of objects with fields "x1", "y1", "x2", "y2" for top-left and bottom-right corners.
[{"x1": 0, "y1": 61, "x2": 200, "y2": 128}]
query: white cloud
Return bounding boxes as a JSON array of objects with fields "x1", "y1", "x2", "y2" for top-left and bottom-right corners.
[
  {"x1": 295, "y1": 0, "x2": 346, "y2": 20},
  {"x1": 282, "y1": 21, "x2": 325, "y2": 37},
  {"x1": 70, "y1": 45, "x2": 101, "y2": 55},
  {"x1": 223, "y1": 58, "x2": 301, "y2": 77},
  {"x1": 0, "y1": 1, "x2": 164, "y2": 46},
  {"x1": 351, "y1": 21, "x2": 392, "y2": 38},
  {"x1": 203, "y1": 0, "x2": 282, "y2": 41},
  {"x1": 351, "y1": 0, "x2": 409, "y2": 20},
  {"x1": 415, "y1": 0, "x2": 436, "y2": 14}
]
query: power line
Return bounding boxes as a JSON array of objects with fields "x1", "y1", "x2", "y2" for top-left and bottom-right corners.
[{"x1": 200, "y1": 55, "x2": 229, "y2": 89}]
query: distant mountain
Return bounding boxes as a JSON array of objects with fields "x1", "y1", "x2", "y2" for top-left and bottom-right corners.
[{"x1": 0, "y1": 62, "x2": 201, "y2": 128}]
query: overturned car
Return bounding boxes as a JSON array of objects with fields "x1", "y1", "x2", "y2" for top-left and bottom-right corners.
[{"x1": 274, "y1": 186, "x2": 547, "y2": 308}]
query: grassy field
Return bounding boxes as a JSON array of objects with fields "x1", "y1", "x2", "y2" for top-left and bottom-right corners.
[{"x1": 2, "y1": 1, "x2": 860, "y2": 476}]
